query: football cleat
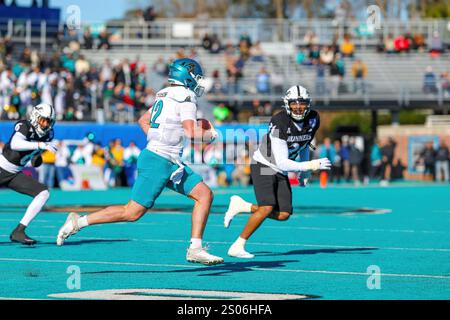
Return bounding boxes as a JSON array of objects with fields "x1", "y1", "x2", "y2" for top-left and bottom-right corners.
[
  {"x1": 56, "y1": 212, "x2": 80, "y2": 246},
  {"x1": 224, "y1": 195, "x2": 250, "y2": 228},
  {"x1": 186, "y1": 247, "x2": 224, "y2": 266},
  {"x1": 227, "y1": 244, "x2": 255, "y2": 259},
  {"x1": 10, "y1": 224, "x2": 37, "y2": 245}
]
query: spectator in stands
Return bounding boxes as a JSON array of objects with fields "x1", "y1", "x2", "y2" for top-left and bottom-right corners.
[
  {"x1": 152, "y1": 56, "x2": 169, "y2": 77},
  {"x1": 315, "y1": 63, "x2": 326, "y2": 95},
  {"x1": 55, "y1": 141, "x2": 73, "y2": 187},
  {"x1": 308, "y1": 45, "x2": 320, "y2": 64},
  {"x1": 83, "y1": 28, "x2": 94, "y2": 50},
  {"x1": 332, "y1": 139, "x2": 343, "y2": 183},
  {"x1": 252, "y1": 99, "x2": 264, "y2": 116},
  {"x1": 296, "y1": 47, "x2": 312, "y2": 66},
  {"x1": 75, "y1": 55, "x2": 90, "y2": 76},
  {"x1": 319, "y1": 46, "x2": 334, "y2": 65},
  {"x1": 144, "y1": 5, "x2": 157, "y2": 22},
  {"x1": 303, "y1": 31, "x2": 318, "y2": 49},
  {"x1": 209, "y1": 69, "x2": 226, "y2": 95},
  {"x1": 319, "y1": 138, "x2": 336, "y2": 182},
  {"x1": 435, "y1": 140, "x2": 449, "y2": 182},
  {"x1": 370, "y1": 139, "x2": 383, "y2": 180},
  {"x1": 423, "y1": 66, "x2": 438, "y2": 94},
  {"x1": 380, "y1": 137, "x2": 396, "y2": 185},
  {"x1": 124, "y1": 141, "x2": 140, "y2": 187},
  {"x1": 351, "y1": 59, "x2": 367, "y2": 94},
  {"x1": 250, "y1": 41, "x2": 265, "y2": 62},
  {"x1": 213, "y1": 103, "x2": 231, "y2": 123},
  {"x1": 420, "y1": 141, "x2": 436, "y2": 180},
  {"x1": 110, "y1": 138, "x2": 125, "y2": 186},
  {"x1": 255, "y1": 66, "x2": 271, "y2": 94},
  {"x1": 391, "y1": 159, "x2": 406, "y2": 180},
  {"x1": 209, "y1": 34, "x2": 222, "y2": 54},
  {"x1": 429, "y1": 31, "x2": 443, "y2": 55},
  {"x1": 92, "y1": 143, "x2": 106, "y2": 167},
  {"x1": 340, "y1": 34, "x2": 355, "y2": 58},
  {"x1": 340, "y1": 137, "x2": 351, "y2": 181},
  {"x1": 348, "y1": 137, "x2": 363, "y2": 185},
  {"x1": 440, "y1": 71, "x2": 450, "y2": 98},
  {"x1": 412, "y1": 33, "x2": 426, "y2": 52},
  {"x1": 98, "y1": 30, "x2": 111, "y2": 50},
  {"x1": 394, "y1": 34, "x2": 410, "y2": 53},
  {"x1": 202, "y1": 33, "x2": 212, "y2": 51},
  {"x1": 329, "y1": 55, "x2": 343, "y2": 97},
  {"x1": 71, "y1": 145, "x2": 86, "y2": 165}
]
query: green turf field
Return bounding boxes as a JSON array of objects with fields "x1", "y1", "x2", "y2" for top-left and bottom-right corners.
[{"x1": 0, "y1": 183, "x2": 449, "y2": 300}]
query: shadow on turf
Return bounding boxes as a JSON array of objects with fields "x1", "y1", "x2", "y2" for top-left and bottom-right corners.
[
  {"x1": 0, "y1": 239, "x2": 131, "y2": 247},
  {"x1": 82, "y1": 260, "x2": 299, "y2": 277},
  {"x1": 252, "y1": 247, "x2": 377, "y2": 256}
]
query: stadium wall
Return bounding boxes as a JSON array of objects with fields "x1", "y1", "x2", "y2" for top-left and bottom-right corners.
[{"x1": 378, "y1": 125, "x2": 450, "y2": 180}]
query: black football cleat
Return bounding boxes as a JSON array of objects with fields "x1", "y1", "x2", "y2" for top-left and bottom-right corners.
[{"x1": 10, "y1": 224, "x2": 37, "y2": 245}]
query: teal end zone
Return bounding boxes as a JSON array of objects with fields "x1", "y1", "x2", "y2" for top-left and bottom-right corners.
[{"x1": 0, "y1": 183, "x2": 449, "y2": 300}]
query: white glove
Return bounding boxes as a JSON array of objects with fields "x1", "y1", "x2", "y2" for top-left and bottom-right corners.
[
  {"x1": 209, "y1": 128, "x2": 218, "y2": 143},
  {"x1": 38, "y1": 141, "x2": 58, "y2": 153},
  {"x1": 309, "y1": 158, "x2": 332, "y2": 171}
]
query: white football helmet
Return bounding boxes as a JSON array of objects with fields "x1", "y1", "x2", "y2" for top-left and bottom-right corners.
[
  {"x1": 29, "y1": 103, "x2": 56, "y2": 137},
  {"x1": 283, "y1": 85, "x2": 312, "y2": 121}
]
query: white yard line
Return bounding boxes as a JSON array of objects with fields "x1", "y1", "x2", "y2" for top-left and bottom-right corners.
[{"x1": 0, "y1": 257, "x2": 449, "y2": 280}]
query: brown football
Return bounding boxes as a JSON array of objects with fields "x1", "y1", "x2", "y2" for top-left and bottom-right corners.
[{"x1": 197, "y1": 118, "x2": 212, "y2": 130}]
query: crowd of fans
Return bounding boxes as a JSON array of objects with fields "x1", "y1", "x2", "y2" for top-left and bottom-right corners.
[{"x1": 0, "y1": 137, "x2": 141, "y2": 188}]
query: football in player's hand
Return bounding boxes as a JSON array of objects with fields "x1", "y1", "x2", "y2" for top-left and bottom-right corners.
[
  {"x1": 197, "y1": 118, "x2": 216, "y2": 143},
  {"x1": 31, "y1": 155, "x2": 43, "y2": 168},
  {"x1": 197, "y1": 118, "x2": 212, "y2": 130}
]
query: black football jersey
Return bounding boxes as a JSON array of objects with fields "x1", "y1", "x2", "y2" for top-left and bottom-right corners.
[
  {"x1": 2, "y1": 120, "x2": 54, "y2": 167},
  {"x1": 258, "y1": 109, "x2": 320, "y2": 164}
]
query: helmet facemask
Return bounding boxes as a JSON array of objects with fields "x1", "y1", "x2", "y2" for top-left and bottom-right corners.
[
  {"x1": 30, "y1": 104, "x2": 55, "y2": 137},
  {"x1": 285, "y1": 98, "x2": 311, "y2": 121}
]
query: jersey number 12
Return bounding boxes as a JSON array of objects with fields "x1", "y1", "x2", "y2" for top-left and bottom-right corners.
[{"x1": 150, "y1": 100, "x2": 163, "y2": 128}]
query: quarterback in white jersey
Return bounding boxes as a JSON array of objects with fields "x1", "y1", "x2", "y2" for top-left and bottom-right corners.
[
  {"x1": 146, "y1": 85, "x2": 198, "y2": 160},
  {"x1": 56, "y1": 58, "x2": 224, "y2": 265}
]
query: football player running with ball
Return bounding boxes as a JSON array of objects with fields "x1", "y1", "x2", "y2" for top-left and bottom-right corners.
[
  {"x1": 224, "y1": 85, "x2": 331, "y2": 258},
  {"x1": 56, "y1": 58, "x2": 224, "y2": 265},
  {"x1": 0, "y1": 103, "x2": 57, "y2": 245}
]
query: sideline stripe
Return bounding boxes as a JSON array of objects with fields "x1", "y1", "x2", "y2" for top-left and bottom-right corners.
[
  {"x1": 0, "y1": 257, "x2": 449, "y2": 280},
  {"x1": 1, "y1": 234, "x2": 449, "y2": 252}
]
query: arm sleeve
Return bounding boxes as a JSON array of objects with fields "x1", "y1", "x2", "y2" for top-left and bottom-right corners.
[
  {"x1": 271, "y1": 136, "x2": 314, "y2": 172},
  {"x1": 179, "y1": 102, "x2": 197, "y2": 122},
  {"x1": 10, "y1": 132, "x2": 40, "y2": 151}
]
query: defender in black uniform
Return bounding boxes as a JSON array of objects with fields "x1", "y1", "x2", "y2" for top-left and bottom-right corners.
[
  {"x1": 0, "y1": 103, "x2": 57, "y2": 245},
  {"x1": 224, "y1": 85, "x2": 331, "y2": 258}
]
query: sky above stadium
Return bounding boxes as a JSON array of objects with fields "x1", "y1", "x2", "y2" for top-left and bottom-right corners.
[{"x1": 16, "y1": 0, "x2": 140, "y2": 23}]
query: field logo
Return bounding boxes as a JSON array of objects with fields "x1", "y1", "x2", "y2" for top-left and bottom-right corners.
[
  {"x1": 66, "y1": 265, "x2": 81, "y2": 290},
  {"x1": 366, "y1": 265, "x2": 381, "y2": 290}
]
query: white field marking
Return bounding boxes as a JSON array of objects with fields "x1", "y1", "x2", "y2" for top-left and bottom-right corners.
[
  {"x1": 1, "y1": 234, "x2": 448, "y2": 253},
  {"x1": 48, "y1": 289, "x2": 309, "y2": 300},
  {"x1": 0, "y1": 257, "x2": 449, "y2": 280}
]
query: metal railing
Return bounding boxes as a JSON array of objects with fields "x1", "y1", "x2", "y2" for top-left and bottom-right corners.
[{"x1": 1, "y1": 18, "x2": 449, "y2": 52}]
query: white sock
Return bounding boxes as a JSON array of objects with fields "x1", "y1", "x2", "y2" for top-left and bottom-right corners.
[
  {"x1": 78, "y1": 215, "x2": 89, "y2": 229},
  {"x1": 20, "y1": 190, "x2": 50, "y2": 227},
  {"x1": 234, "y1": 237, "x2": 247, "y2": 248},
  {"x1": 190, "y1": 238, "x2": 202, "y2": 249},
  {"x1": 242, "y1": 200, "x2": 252, "y2": 213}
]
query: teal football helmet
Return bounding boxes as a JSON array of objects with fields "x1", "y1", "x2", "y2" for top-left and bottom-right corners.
[{"x1": 168, "y1": 58, "x2": 205, "y2": 97}]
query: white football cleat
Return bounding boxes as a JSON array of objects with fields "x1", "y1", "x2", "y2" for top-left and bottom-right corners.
[
  {"x1": 224, "y1": 195, "x2": 251, "y2": 228},
  {"x1": 186, "y1": 247, "x2": 224, "y2": 266},
  {"x1": 227, "y1": 245, "x2": 255, "y2": 259},
  {"x1": 56, "y1": 212, "x2": 80, "y2": 246}
]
